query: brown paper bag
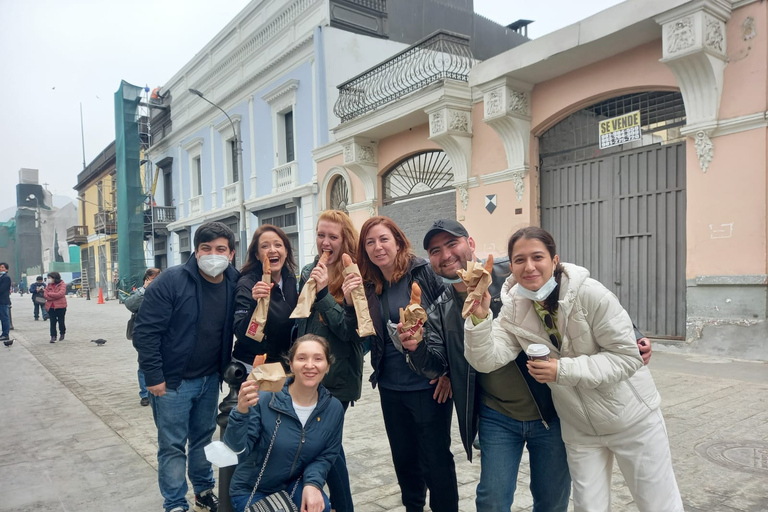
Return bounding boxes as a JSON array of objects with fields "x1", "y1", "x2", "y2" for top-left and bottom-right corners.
[
  {"x1": 456, "y1": 255, "x2": 494, "y2": 318},
  {"x1": 246, "y1": 362, "x2": 286, "y2": 392},
  {"x1": 245, "y1": 257, "x2": 272, "y2": 341},
  {"x1": 342, "y1": 254, "x2": 375, "y2": 337},
  {"x1": 290, "y1": 252, "x2": 330, "y2": 319},
  {"x1": 399, "y1": 283, "x2": 428, "y2": 343}
]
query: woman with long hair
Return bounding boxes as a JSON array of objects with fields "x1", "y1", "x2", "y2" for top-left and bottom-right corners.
[
  {"x1": 233, "y1": 225, "x2": 298, "y2": 371},
  {"x1": 225, "y1": 334, "x2": 344, "y2": 512},
  {"x1": 44, "y1": 271, "x2": 67, "y2": 343},
  {"x1": 357, "y1": 216, "x2": 458, "y2": 512},
  {"x1": 464, "y1": 226, "x2": 683, "y2": 512},
  {"x1": 295, "y1": 210, "x2": 364, "y2": 512}
]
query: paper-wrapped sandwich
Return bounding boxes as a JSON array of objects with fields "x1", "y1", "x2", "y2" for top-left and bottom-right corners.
[
  {"x1": 456, "y1": 255, "x2": 494, "y2": 318},
  {"x1": 246, "y1": 353, "x2": 286, "y2": 392},
  {"x1": 341, "y1": 253, "x2": 376, "y2": 337},
  {"x1": 398, "y1": 282, "x2": 428, "y2": 343},
  {"x1": 245, "y1": 255, "x2": 272, "y2": 341},
  {"x1": 290, "y1": 251, "x2": 330, "y2": 319}
]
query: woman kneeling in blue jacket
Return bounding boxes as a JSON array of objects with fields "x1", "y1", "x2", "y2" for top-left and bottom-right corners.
[{"x1": 224, "y1": 334, "x2": 345, "y2": 512}]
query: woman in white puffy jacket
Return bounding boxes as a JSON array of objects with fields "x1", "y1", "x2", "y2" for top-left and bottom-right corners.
[{"x1": 464, "y1": 227, "x2": 683, "y2": 512}]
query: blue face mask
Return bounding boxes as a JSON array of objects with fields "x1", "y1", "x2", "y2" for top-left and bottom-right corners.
[
  {"x1": 516, "y1": 275, "x2": 558, "y2": 302},
  {"x1": 0, "y1": 271, "x2": 6, "y2": 276}
]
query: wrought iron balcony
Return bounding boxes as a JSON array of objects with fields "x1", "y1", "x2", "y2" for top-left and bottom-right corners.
[
  {"x1": 66, "y1": 225, "x2": 88, "y2": 245},
  {"x1": 144, "y1": 205, "x2": 176, "y2": 237},
  {"x1": 94, "y1": 210, "x2": 116, "y2": 235},
  {"x1": 334, "y1": 30, "x2": 474, "y2": 123}
]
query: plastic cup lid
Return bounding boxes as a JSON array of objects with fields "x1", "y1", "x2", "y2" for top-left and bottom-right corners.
[{"x1": 526, "y1": 343, "x2": 550, "y2": 356}]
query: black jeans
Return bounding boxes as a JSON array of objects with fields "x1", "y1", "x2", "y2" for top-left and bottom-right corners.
[
  {"x1": 326, "y1": 401, "x2": 354, "y2": 512},
  {"x1": 48, "y1": 307, "x2": 66, "y2": 337},
  {"x1": 379, "y1": 387, "x2": 458, "y2": 512}
]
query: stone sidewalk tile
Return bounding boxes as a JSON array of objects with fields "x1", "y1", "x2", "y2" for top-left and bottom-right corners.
[{"x1": 5, "y1": 295, "x2": 768, "y2": 512}]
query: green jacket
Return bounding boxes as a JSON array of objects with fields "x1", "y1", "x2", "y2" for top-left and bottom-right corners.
[{"x1": 296, "y1": 258, "x2": 364, "y2": 402}]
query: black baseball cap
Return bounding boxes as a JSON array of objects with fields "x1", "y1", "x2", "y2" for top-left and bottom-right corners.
[{"x1": 423, "y1": 219, "x2": 470, "y2": 250}]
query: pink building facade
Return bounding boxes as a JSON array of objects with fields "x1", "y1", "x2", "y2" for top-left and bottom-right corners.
[{"x1": 314, "y1": 0, "x2": 768, "y2": 359}]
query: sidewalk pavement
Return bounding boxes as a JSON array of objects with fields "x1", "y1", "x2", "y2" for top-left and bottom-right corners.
[{"x1": 1, "y1": 295, "x2": 767, "y2": 512}]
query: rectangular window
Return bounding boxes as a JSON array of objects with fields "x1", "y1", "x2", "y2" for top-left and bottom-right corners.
[
  {"x1": 284, "y1": 111, "x2": 294, "y2": 163},
  {"x1": 229, "y1": 139, "x2": 238, "y2": 183},
  {"x1": 97, "y1": 181, "x2": 104, "y2": 209},
  {"x1": 163, "y1": 169, "x2": 173, "y2": 206},
  {"x1": 193, "y1": 156, "x2": 202, "y2": 196}
]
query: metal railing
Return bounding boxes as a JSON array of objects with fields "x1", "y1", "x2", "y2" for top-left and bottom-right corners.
[
  {"x1": 66, "y1": 225, "x2": 89, "y2": 244},
  {"x1": 145, "y1": 206, "x2": 176, "y2": 225},
  {"x1": 272, "y1": 162, "x2": 298, "y2": 194},
  {"x1": 94, "y1": 210, "x2": 116, "y2": 234},
  {"x1": 334, "y1": 30, "x2": 474, "y2": 123}
]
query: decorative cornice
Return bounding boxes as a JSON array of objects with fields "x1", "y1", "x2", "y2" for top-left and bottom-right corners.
[
  {"x1": 182, "y1": 137, "x2": 204, "y2": 152},
  {"x1": 262, "y1": 79, "x2": 300, "y2": 106},
  {"x1": 243, "y1": 182, "x2": 316, "y2": 212},
  {"x1": 312, "y1": 141, "x2": 344, "y2": 162},
  {"x1": 426, "y1": 104, "x2": 473, "y2": 184},
  {"x1": 481, "y1": 168, "x2": 522, "y2": 186},
  {"x1": 214, "y1": 114, "x2": 242, "y2": 134},
  {"x1": 189, "y1": 0, "x2": 320, "y2": 93},
  {"x1": 347, "y1": 199, "x2": 377, "y2": 218},
  {"x1": 710, "y1": 111, "x2": 768, "y2": 138},
  {"x1": 339, "y1": 137, "x2": 378, "y2": 201}
]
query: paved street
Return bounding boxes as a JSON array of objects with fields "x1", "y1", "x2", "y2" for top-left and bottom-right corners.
[{"x1": 1, "y1": 295, "x2": 767, "y2": 512}]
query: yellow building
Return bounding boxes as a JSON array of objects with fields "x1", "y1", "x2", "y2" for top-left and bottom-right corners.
[{"x1": 68, "y1": 141, "x2": 118, "y2": 299}]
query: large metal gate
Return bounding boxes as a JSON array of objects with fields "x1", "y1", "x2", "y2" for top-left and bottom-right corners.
[
  {"x1": 538, "y1": 91, "x2": 688, "y2": 338},
  {"x1": 541, "y1": 142, "x2": 686, "y2": 338}
]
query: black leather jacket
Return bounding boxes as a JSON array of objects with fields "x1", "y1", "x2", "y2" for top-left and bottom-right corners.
[{"x1": 364, "y1": 256, "x2": 445, "y2": 388}]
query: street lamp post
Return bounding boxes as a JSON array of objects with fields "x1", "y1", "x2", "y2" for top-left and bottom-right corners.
[{"x1": 188, "y1": 89, "x2": 248, "y2": 266}]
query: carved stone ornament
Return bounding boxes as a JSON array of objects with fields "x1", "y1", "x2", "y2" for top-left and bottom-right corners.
[
  {"x1": 743, "y1": 16, "x2": 756, "y2": 41},
  {"x1": 485, "y1": 89, "x2": 503, "y2": 117},
  {"x1": 430, "y1": 111, "x2": 445, "y2": 134},
  {"x1": 511, "y1": 170, "x2": 526, "y2": 202},
  {"x1": 668, "y1": 16, "x2": 695, "y2": 54},
  {"x1": 367, "y1": 203, "x2": 376, "y2": 218},
  {"x1": 358, "y1": 145, "x2": 375, "y2": 163},
  {"x1": 343, "y1": 143, "x2": 353, "y2": 164},
  {"x1": 455, "y1": 183, "x2": 469, "y2": 211},
  {"x1": 705, "y1": 16, "x2": 724, "y2": 53},
  {"x1": 694, "y1": 131, "x2": 714, "y2": 172},
  {"x1": 508, "y1": 90, "x2": 528, "y2": 115},
  {"x1": 449, "y1": 111, "x2": 469, "y2": 132}
]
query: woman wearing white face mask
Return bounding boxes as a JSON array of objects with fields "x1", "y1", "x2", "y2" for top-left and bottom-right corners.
[
  {"x1": 464, "y1": 227, "x2": 683, "y2": 512},
  {"x1": 44, "y1": 271, "x2": 68, "y2": 343},
  {"x1": 233, "y1": 225, "x2": 298, "y2": 372}
]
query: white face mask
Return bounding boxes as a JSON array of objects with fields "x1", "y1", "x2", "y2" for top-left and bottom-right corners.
[
  {"x1": 198, "y1": 254, "x2": 230, "y2": 278},
  {"x1": 516, "y1": 275, "x2": 558, "y2": 302},
  {"x1": 48, "y1": 278, "x2": 54, "y2": 284}
]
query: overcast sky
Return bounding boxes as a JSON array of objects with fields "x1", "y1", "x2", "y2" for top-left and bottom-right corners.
[{"x1": 0, "y1": 0, "x2": 623, "y2": 214}]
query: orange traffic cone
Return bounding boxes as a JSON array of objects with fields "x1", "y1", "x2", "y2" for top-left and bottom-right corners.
[{"x1": 97, "y1": 288, "x2": 105, "y2": 304}]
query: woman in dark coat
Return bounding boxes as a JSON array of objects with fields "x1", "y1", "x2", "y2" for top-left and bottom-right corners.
[{"x1": 233, "y1": 225, "x2": 298, "y2": 371}]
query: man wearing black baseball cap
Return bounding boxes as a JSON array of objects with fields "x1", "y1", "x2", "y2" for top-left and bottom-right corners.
[{"x1": 404, "y1": 219, "x2": 652, "y2": 511}]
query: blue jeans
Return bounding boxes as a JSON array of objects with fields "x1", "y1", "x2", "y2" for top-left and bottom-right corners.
[
  {"x1": 138, "y1": 369, "x2": 148, "y2": 399},
  {"x1": 33, "y1": 301, "x2": 48, "y2": 320},
  {"x1": 230, "y1": 478, "x2": 331, "y2": 512},
  {"x1": 149, "y1": 374, "x2": 219, "y2": 511},
  {"x1": 476, "y1": 403, "x2": 571, "y2": 512},
  {"x1": 0, "y1": 305, "x2": 9, "y2": 337}
]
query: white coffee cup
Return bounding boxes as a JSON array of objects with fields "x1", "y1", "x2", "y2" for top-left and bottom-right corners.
[{"x1": 526, "y1": 343, "x2": 550, "y2": 361}]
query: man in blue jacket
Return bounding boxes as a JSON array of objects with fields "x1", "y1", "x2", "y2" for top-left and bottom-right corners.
[
  {"x1": 0, "y1": 262, "x2": 10, "y2": 341},
  {"x1": 133, "y1": 222, "x2": 239, "y2": 512}
]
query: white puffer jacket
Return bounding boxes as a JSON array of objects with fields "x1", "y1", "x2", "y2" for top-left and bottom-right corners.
[{"x1": 464, "y1": 263, "x2": 661, "y2": 436}]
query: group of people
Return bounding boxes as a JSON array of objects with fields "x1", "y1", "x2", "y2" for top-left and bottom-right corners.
[
  {"x1": 130, "y1": 213, "x2": 682, "y2": 512},
  {"x1": 0, "y1": 264, "x2": 67, "y2": 344}
]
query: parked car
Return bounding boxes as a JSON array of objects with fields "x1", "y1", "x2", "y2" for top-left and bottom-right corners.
[{"x1": 66, "y1": 277, "x2": 82, "y2": 295}]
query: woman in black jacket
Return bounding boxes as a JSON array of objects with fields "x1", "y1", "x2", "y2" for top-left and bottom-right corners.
[
  {"x1": 233, "y1": 225, "x2": 298, "y2": 371},
  {"x1": 357, "y1": 216, "x2": 458, "y2": 512}
]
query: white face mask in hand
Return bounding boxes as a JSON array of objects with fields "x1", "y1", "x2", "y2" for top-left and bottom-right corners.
[
  {"x1": 198, "y1": 254, "x2": 230, "y2": 277},
  {"x1": 516, "y1": 275, "x2": 558, "y2": 301}
]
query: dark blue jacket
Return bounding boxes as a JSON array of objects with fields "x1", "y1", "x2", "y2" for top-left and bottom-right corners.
[
  {"x1": 224, "y1": 379, "x2": 344, "y2": 497},
  {"x1": 132, "y1": 255, "x2": 239, "y2": 389}
]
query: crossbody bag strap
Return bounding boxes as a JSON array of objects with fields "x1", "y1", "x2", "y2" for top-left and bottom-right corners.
[{"x1": 244, "y1": 413, "x2": 282, "y2": 510}]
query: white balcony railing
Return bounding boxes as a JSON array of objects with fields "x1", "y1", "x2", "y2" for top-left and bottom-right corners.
[
  {"x1": 271, "y1": 161, "x2": 298, "y2": 194},
  {"x1": 223, "y1": 183, "x2": 239, "y2": 207},
  {"x1": 190, "y1": 195, "x2": 204, "y2": 216}
]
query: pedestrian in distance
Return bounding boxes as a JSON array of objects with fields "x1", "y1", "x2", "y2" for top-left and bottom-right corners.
[
  {"x1": 133, "y1": 221, "x2": 240, "y2": 512},
  {"x1": 225, "y1": 334, "x2": 344, "y2": 512},
  {"x1": 124, "y1": 267, "x2": 161, "y2": 406},
  {"x1": 44, "y1": 271, "x2": 67, "y2": 343},
  {"x1": 412, "y1": 219, "x2": 652, "y2": 511},
  {"x1": 295, "y1": 210, "x2": 365, "y2": 512},
  {"x1": 232, "y1": 224, "x2": 298, "y2": 372},
  {"x1": 357, "y1": 216, "x2": 459, "y2": 512},
  {"x1": 0, "y1": 262, "x2": 11, "y2": 342},
  {"x1": 29, "y1": 276, "x2": 48, "y2": 321},
  {"x1": 464, "y1": 226, "x2": 683, "y2": 512}
]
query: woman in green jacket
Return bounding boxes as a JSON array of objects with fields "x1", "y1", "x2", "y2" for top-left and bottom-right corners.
[{"x1": 296, "y1": 209, "x2": 365, "y2": 512}]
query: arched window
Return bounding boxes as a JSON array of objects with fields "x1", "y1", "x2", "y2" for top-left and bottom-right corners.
[
  {"x1": 382, "y1": 150, "x2": 453, "y2": 204},
  {"x1": 329, "y1": 176, "x2": 349, "y2": 213}
]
